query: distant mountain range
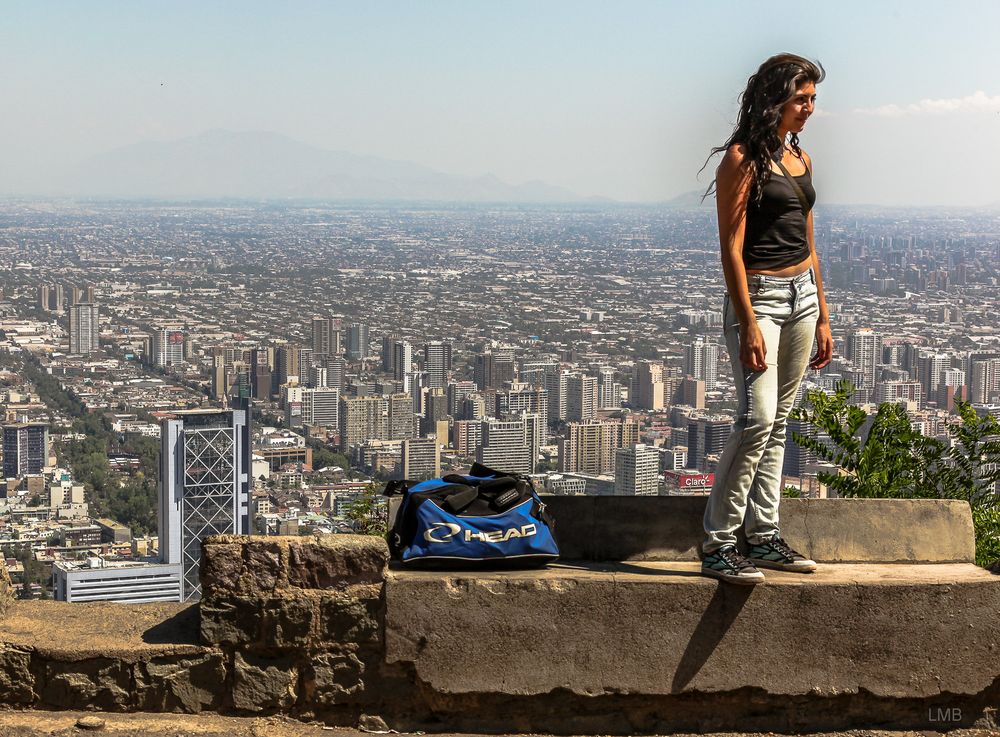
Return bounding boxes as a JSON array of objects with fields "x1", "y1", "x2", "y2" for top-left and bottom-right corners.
[{"x1": 60, "y1": 130, "x2": 591, "y2": 203}]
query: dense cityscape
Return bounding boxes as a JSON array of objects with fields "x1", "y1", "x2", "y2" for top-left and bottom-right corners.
[{"x1": 1, "y1": 200, "x2": 999, "y2": 601}]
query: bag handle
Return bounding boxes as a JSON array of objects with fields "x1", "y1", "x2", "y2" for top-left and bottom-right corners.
[{"x1": 773, "y1": 158, "x2": 810, "y2": 217}]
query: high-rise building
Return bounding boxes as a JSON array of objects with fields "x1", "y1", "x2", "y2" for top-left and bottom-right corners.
[
  {"x1": 339, "y1": 395, "x2": 389, "y2": 451},
  {"x1": 967, "y1": 352, "x2": 1000, "y2": 405},
  {"x1": 68, "y1": 303, "x2": 99, "y2": 355},
  {"x1": 301, "y1": 387, "x2": 340, "y2": 428},
  {"x1": 159, "y1": 401, "x2": 251, "y2": 602},
  {"x1": 679, "y1": 377, "x2": 706, "y2": 410},
  {"x1": 916, "y1": 351, "x2": 951, "y2": 399},
  {"x1": 847, "y1": 328, "x2": 881, "y2": 399},
  {"x1": 346, "y1": 323, "x2": 370, "y2": 360},
  {"x1": 324, "y1": 355, "x2": 347, "y2": 394},
  {"x1": 448, "y1": 381, "x2": 478, "y2": 417},
  {"x1": 381, "y1": 335, "x2": 397, "y2": 373},
  {"x1": 401, "y1": 437, "x2": 441, "y2": 480},
  {"x1": 311, "y1": 317, "x2": 342, "y2": 357},
  {"x1": 152, "y1": 328, "x2": 185, "y2": 368},
  {"x1": 276, "y1": 343, "x2": 301, "y2": 386},
  {"x1": 545, "y1": 371, "x2": 569, "y2": 423},
  {"x1": 874, "y1": 381, "x2": 923, "y2": 406},
  {"x1": 452, "y1": 420, "x2": 483, "y2": 456},
  {"x1": 783, "y1": 418, "x2": 821, "y2": 478},
  {"x1": 392, "y1": 340, "x2": 412, "y2": 381},
  {"x1": 388, "y1": 392, "x2": 416, "y2": 440},
  {"x1": 558, "y1": 420, "x2": 639, "y2": 475},
  {"x1": 475, "y1": 351, "x2": 515, "y2": 391},
  {"x1": 423, "y1": 341, "x2": 453, "y2": 389},
  {"x1": 2, "y1": 423, "x2": 50, "y2": 478},
  {"x1": 686, "y1": 337, "x2": 720, "y2": 391},
  {"x1": 566, "y1": 374, "x2": 597, "y2": 423},
  {"x1": 420, "y1": 388, "x2": 450, "y2": 437},
  {"x1": 476, "y1": 417, "x2": 534, "y2": 475},
  {"x1": 250, "y1": 348, "x2": 273, "y2": 400},
  {"x1": 634, "y1": 362, "x2": 665, "y2": 411},
  {"x1": 614, "y1": 444, "x2": 660, "y2": 496},
  {"x1": 596, "y1": 367, "x2": 620, "y2": 409},
  {"x1": 687, "y1": 416, "x2": 731, "y2": 471},
  {"x1": 496, "y1": 385, "x2": 549, "y2": 429},
  {"x1": 38, "y1": 285, "x2": 49, "y2": 311}
]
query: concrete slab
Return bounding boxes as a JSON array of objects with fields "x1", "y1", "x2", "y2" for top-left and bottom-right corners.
[
  {"x1": 385, "y1": 561, "x2": 1000, "y2": 699},
  {"x1": 542, "y1": 497, "x2": 977, "y2": 563}
]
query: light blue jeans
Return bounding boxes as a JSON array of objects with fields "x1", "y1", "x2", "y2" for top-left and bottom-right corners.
[{"x1": 703, "y1": 267, "x2": 819, "y2": 554}]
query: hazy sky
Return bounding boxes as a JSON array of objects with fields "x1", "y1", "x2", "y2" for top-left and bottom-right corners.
[{"x1": 3, "y1": 0, "x2": 1000, "y2": 205}]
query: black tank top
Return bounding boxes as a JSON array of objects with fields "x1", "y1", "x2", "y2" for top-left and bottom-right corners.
[{"x1": 743, "y1": 164, "x2": 816, "y2": 270}]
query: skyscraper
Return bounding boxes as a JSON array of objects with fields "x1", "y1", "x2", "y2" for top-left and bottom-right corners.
[
  {"x1": 597, "y1": 367, "x2": 620, "y2": 409},
  {"x1": 2, "y1": 423, "x2": 50, "y2": 479},
  {"x1": 152, "y1": 328, "x2": 185, "y2": 368},
  {"x1": 687, "y1": 416, "x2": 732, "y2": 471},
  {"x1": 847, "y1": 328, "x2": 881, "y2": 400},
  {"x1": 685, "y1": 337, "x2": 720, "y2": 391},
  {"x1": 388, "y1": 392, "x2": 416, "y2": 440},
  {"x1": 477, "y1": 417, "x2": 534, "y2": 475},
  {"x1": 392, "y1": 340, "x2": 412, "y2": 381},
  {"x1": 614, "y1": 444, "x2": 660, "y2": 496},
  {"x1": 347, "y1": 323, "x2": 370, "y2": 360},
  {"x1": 424, "y1": 341, "x2": 453, "y2": 389},
  {"x1": 545, "y1": 371, "x2": 568, "y2": 423},
  {"x1": 311, "y1": 317, "x2": 342, "y2": 357},
  {"x1": 401, "y1": 437, "x2": 441, "y2": 480},
  {"x1": 558, "y1": 420, "x2": 639, "y2": 475},
  {"x1": 68, "y1": 303, "x2": 99, "y2": 355},
  {"x1": 339, "y1": 395, "x2": 389, "y2": 451},
  {"x1": 475, "y1": 351, "x2": 515, "y2": 391},
  {"x1": 159, "y1": 400, "x2": 251, "y2": 602},
  {"x1": 634, "y1": 362, "x2": 665, "y2": 411},
  {"x1": 566, "y1": 374, "x2": 597, "y2": 422},
  {"x1": 301, "y1": 387, "x2": 340, "y2": 428}
]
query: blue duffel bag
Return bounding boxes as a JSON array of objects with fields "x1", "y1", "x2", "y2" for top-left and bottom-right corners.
[{"x1": 384, "y1": 462, "x2": 559, "y2": 567}]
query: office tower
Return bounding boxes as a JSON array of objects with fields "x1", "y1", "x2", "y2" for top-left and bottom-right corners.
[
  {"x1": 545, "y1": 371, "x2": 569, "y2": 423},
  {"x1": 38, "y1": 285, "x2": 49, "y2": 311},
  {"x1": 496, "y1": 385, "x2": 549, "y2": 429},
  {"x1": 686, "y1": 337, "x2": 720, "y2": 391},
  {"x1": 452, "y1": 420, "x2": 483, "y2": 456},
  {"x1": 783, "y1": 418, "x2": 819, "y2": 478},
  {"x1": 558, "y1": 420, "x2": 639, "y2": 476},
  {"x1": 297, "y1": 347, "x2": 315, "y2": 377},
  {"x1": 152, "y1": 328, "x2": 185, "y2": 368},
  {"x1": 967, "y1": 352, "x2": 1000, "y2": 404},
  {"x1": 401, "y1": 438, "x2": 441, "y2": 480},
  {"x1": 48, "y1": 284, "x2": 64, "y2": 312},
  {"x1": 874, "y1": 381, "x2": 923, "y2": 406},
  {"x1": 311, "y1": 317, "x2": 342, "y2": 357},
  {"x1": 308, "y1": 365, "x2": 328, "y2": 389},
  {"x1": 566, "y1": 374, "x2": 597, "y2": 422},
  {"x1": 916, "y1": 351, "x2": 951, "y2": 399},
  {"x1": 475, "y1": 351, "x2": 515, "y2": 391},
  {"x1": 687, "y1": 417, "x2": 731, "y2": 471},
  {"x1": 301, "y1": 387, "x2": 340, "y2": 428},
  {"x1": 68, "y1": 303, "x2": 99, "y2": 355},
  {"x1": 597, "y1": 367, "x2": 620, "y2": 409},
  {"x1": 324, "y1": 355, "x2": 347, "y2": 394},
  {"x1": 339, "y1": 395, "x2": 389, "y2": 451},
  {"x1": 614, "y1": 444, "x2": 660, "y2": 496},
  {"x1": 250, "y1": 348, "x2": 272, "y2": 400},
  {"x1": 346, "y1": 323, "x2": 370, "y2": 360},
  {"x1": 846, "y1": 328, "x2": 881, "y2": 399},
  {"x1": 424, "y1": 341, "x2": 453, "y2": 389},
  {"x1": 680, "y1": 378, "x2": 706, "y2": 410},
  {"x1": 448, "y1": 381, "x2": 478, "y2": 416},
  {"x1": 407, "y1": 371, "x2": 424, "y2": 411},
  {"x1": 634, "y1": 362, "x2": 665, "y2": 410},
  {"x1": 159, "y1": 400, "x2": 251, "y2": 602},
  {"x1": 276, "y1": 343, "x2": 300, "y2": 386},
  {"x1": 459, "y1": 395, "x2": 487, "y2": 421},
  {"x1": 381, "y1": 335, "x2": 397, "y2": 373},
  {"x1": 942, "y1": 367, "x2": 965, "y2": 389},
  {"x1": 388, "y1": 392, "x2": 416, "y2": 440},
  {"x1": 477, "y1": 417, "x2": 534, "y2": 475},
  {"x1": 520, "y1": 361, "x2": 559, "y2": 389},
  {"x1": 392, "y1": 340, "x2": 412, "y2": 381},
  {"x1": 2, "y1": 423, "x2": 50, "y2": 478},
  {"x1": 421, "y1": 388, "x2": 450, "y2": 436}
]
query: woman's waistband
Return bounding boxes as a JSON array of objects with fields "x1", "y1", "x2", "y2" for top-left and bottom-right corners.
[{"x1": 748, "y1": 266, "x2": 814, "y2": 287}]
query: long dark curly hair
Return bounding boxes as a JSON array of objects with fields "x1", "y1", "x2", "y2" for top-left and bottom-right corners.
[{"x1": 700, "y1": 53, "x2": 825, "y2": 208}]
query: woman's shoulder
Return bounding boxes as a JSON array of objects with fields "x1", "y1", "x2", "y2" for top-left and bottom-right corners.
[{"x1": 718, "y1": 143, "x2": 752, "y2": 177}]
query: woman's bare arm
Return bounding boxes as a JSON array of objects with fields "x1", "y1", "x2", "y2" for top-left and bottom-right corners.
[
  {"x1": 802, "y1": 151, "x2": 833, "y2": 369},
  {"x1": 716, "y1": 145, "x2": 767, "y2": 371}
]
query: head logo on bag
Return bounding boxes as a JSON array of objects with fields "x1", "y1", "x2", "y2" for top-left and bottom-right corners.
[{"x1": 423, "y1": 522, "x2": 462, "y2": 543}]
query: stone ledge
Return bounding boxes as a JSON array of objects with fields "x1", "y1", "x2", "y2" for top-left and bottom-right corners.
[
  {"x1": 542, "y1": 497, "x2": 977, "y2": 563},
  {"x1": 385, "y1": 561, "x2": 1000, "y2": 700}
]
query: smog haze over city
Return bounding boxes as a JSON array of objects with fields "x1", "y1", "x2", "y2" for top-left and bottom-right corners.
[{"x1": 1, "y1": 0, "x2": 999, "y2": 604}]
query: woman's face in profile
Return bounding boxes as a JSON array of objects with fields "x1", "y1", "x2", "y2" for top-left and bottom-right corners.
[{"x1": 780, "y1": 81, "x2": 817, "y2": 134}]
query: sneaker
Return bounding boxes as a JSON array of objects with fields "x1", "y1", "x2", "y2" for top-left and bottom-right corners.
[
  {"x1": 701, "y1": 545, "x2": 766, "y2": 585},
  {"x1": 748, "y1": 536, "x2": 817, "y2": 572}
]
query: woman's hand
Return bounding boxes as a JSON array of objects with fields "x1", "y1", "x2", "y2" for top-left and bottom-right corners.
[
  {"x1": 740, "y1": 323, "x2": 767, "y2": 371},
  {"x1": 810, "y1": 321, "x2": 833, "y2": 370}
]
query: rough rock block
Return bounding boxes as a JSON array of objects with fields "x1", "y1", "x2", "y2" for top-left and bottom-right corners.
[
  {"x1": 232, "y1": 651, "x2": 298, "y2": 713},
  {"x1": 0, "y1": 645, "x2": 36, "y2": 703},
  {"x1": 201, "y1": 535, "x2": 388, "y2": 600},
  {"x1": 134, "y1": 652, "x2": 227, "y2": 713},
  {"x1": 41, "y1": 658, "x2": 133, "y2": 710},
  {"x1": 301, "y1": 651, "x2": 366, "y2": 706}
]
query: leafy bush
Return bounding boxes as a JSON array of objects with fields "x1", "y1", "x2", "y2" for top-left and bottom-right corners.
[{"x1": 791, "y1": 380, "x2": 1000, "y2": 568}]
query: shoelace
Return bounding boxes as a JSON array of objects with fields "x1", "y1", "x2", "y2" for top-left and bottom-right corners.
[
  {"x1": 769, "y1": 537, "x2": 801, "y2": 560},
  {"x1": 717, "y1": 546, "x2": 755, "y2": 571}
]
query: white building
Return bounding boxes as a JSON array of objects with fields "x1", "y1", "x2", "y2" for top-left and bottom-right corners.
[
  {"x1": 614, "y1": 444, "x2": 660, "y2": 496},
  {"x1": 52, "y1": 558, "x2": 182, "y2": 603}
]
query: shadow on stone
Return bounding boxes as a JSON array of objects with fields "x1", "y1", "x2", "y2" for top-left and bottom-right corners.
[
  {"x1": 613, "y1": 562, "x2": 705, "y2": 578},
  {"x1": 141, "y1": 604, "x2": 201, "y2": 646},
  {"x1": 671, "y1": 584, "x2": 752, "y2": 692}
]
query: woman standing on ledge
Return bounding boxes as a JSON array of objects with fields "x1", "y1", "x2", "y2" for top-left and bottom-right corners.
[{"x1": 698, "y1": 53, "x2": 833, "y2": 584}]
